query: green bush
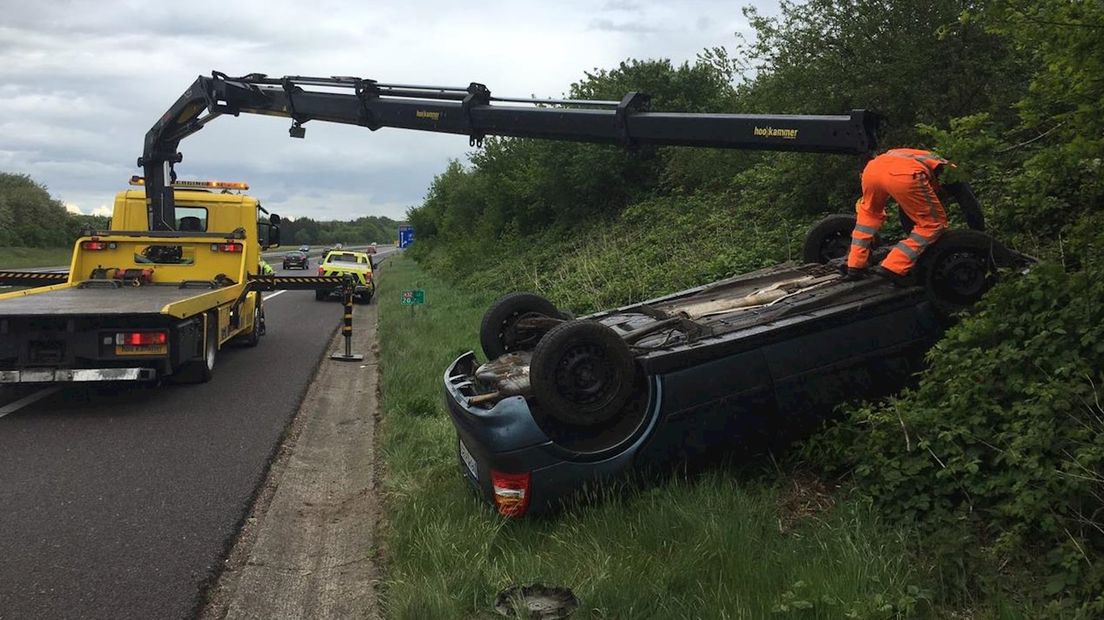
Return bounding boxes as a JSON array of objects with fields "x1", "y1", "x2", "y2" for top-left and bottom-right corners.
[{"x1": 804, "y1": 261, "x2": 1104, "y2": 613}]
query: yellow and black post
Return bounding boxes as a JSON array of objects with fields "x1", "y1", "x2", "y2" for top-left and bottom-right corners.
[{"x1": 330, "y1": 274, "x2": 364, "y2": 362}]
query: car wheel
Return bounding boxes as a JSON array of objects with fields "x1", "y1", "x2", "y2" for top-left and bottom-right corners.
[
  {"x1": 173, "y1": 311, "x2": 217, "y2": 383},
  {"x1": 914, "y1": 230, "x2": 1011, "y2": 318},
  {"x1": 315, "y1": 290, "x2": 327, "y2": 301},
  {"x1": 531, "y1": 320, "x2": 636, "y2": 427},
  {"x1": 802, "y1": 214, "x2": 882, "y2": 264},
  {"x1": 480, "y1": 292, "x2": 566, "y2": 360}
]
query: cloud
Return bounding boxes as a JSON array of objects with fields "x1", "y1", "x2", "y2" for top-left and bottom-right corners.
[
  {"x1": 588, "y1": 19, "x2": 664, "y2": 34},
  {"x1": 0, "y1": 0, "x2": 776, "y2": 221},
  {"x1": 62, "y1": 202, "x2": 113, "y2": 217}
]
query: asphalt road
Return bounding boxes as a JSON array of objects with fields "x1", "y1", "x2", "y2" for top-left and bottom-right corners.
[{"x1": 0, "y1": 250, "x2": 395, "y2": 619}]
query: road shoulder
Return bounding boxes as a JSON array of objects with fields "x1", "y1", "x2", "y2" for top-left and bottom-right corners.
[{"x1": 201, "y1": 302, "x2": 381, "y2": 619}]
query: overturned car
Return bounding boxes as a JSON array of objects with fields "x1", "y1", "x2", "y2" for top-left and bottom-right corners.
[{"x1": 444, "y1": 219, "x2": 1028, "y2": 517}]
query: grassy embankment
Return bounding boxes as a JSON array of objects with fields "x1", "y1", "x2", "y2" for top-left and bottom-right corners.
[
  {"x1": 0, "y1": 246, "x2": 74, "y2": 269},
  {"x1": 376, "y1": 253, "x2": 937, "y2": 619}
]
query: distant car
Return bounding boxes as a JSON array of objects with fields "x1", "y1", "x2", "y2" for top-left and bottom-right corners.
[
  {"x1": 365, "y1": 244, "x2": 377, "y2": 255},
  {"x1": 443, "y1": 219, "x2": 1031, "y2": 517},
  {"x1": 298, "y1": 244, "x2": 311, "y2": 254},
  {"x1": 282, "y1": 251, "x2": 309, "y2": 270},
  {"x1": 316, "y1": 250, "x2": 375, "y2": 303}
]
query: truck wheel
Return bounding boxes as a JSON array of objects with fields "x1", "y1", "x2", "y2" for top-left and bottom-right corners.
[
  {"x1": 241, "y1": 303, "x2": 262, "y2": 347},
  {"x1": 357, "y1": 291, "x2": 372, "y2": 305},
  {"x1": 174, "y1": 311, "x2": 217, "y2": 383},
  {"x1": 315, "y1": 290, "x2": 327, "y2": 301},
  {"x1": 480, "y1": 292, "x2": 566, "y2": 360},
  {"x1": 802, "y1": 214, "x2": 881, "y2": 264},
  {"x1": 530, "y1": 320, "x2": 636, "y2": 427},
  {"x1": 914, "y1": 230, "x2": 1011, "y2": 318}
]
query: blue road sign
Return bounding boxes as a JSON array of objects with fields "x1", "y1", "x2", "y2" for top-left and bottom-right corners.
[{"x1": 398, "y1": 225, "x2": 414, "y2": 249}]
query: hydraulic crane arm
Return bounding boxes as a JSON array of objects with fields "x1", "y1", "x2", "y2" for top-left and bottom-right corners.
[{"x1": 142, "y1": 71, "x2": 880, "y2": 230}]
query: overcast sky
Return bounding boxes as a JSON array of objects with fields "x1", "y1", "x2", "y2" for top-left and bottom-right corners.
[{"x1": 0, "y1": 0, "x2": 776, "y2": 221}]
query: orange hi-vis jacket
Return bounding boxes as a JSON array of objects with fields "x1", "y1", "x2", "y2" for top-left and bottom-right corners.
[{"x1": 847, "y1": 148, "x2": 952, "y2": 275}]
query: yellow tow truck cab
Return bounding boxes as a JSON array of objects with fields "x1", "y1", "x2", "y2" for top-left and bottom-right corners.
[{"x1": 0, "y1": 179, "x2": 279, "y2": 384}]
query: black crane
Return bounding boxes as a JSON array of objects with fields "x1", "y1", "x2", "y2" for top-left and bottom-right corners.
[{"x1": 140, "y1": 71, "x2": 880, "y2": 231}]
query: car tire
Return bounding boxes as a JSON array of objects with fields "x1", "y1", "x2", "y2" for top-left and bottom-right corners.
[
  {"x1": 173, "y1": 311, "x2": 217, "y2": 383},
  {"x1": 802, "y1": 214, "x2": 882, "y2": 264},
  {"x1": 315, "y1": 290, "x2": 327, "y2": 301},
  {"x1": 914, "y1": 229, "x2": 1012, "y2": 318},
  {"x1": 480, "y1": 292, "x2": 566, "y2": 360},
  {"x1": 530, "y1": 320, "x2": 637, "y2": 427}
]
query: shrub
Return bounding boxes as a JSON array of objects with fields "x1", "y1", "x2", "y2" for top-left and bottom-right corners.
[{"x1": 805, "y1": 260, "x2": 1104, "y2": 613}]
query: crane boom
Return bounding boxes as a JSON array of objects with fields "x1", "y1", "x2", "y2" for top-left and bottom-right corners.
[{"x1": 141, "y1": 71, "x2": 880, "y2": 230}]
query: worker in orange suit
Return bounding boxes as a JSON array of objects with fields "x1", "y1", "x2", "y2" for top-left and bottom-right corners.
[{"x1": 844, "y1": 148, "x2": 952, "y2": 282}]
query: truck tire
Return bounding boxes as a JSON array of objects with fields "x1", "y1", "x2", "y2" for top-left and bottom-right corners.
[
  {"x1": 914, "y1": 230, "x2": 1011, "y2": 318},
  {"x1": 480, "y1": 292, "x2": 565, "y2": 360},
  {"x1": 802, "y1": 214, "x2": 882, "y2": 264},
  {"x1": 530, "y1": 320, "x2": 636, "y2": 427},
  {"x1": 174, "y1": 311, "x2": 217, "y2": 383},
  {"x1": 357, "y1": 291, "x2": 372, "y2": 305},
  {"x1": 241, "y1": 302, "x2": 262, "y2": 347},
  {"x1": 315, "y1": 289, "x2": 327, "y2": 301}
]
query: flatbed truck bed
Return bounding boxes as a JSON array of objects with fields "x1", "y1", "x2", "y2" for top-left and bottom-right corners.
[{"x1": 0, "y1": 284, "x2": 223, "y2": 318}]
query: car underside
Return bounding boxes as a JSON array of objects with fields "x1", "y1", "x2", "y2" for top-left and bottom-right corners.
[{"x1": 443, "y1": 219, "x2": 1033, "y2": 516}]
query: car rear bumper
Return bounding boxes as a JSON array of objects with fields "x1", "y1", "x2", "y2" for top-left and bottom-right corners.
[{"x1": 443, "y1": 351, "x2": 650, "y2": 515}]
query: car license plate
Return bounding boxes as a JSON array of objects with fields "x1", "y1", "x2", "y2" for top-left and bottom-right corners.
[
  {"x1": 115, "y1": 344, "x2": 167, "y2": 356},
  {"x1": 458, "y1": 438, "x2": 478, "y2": 479}
]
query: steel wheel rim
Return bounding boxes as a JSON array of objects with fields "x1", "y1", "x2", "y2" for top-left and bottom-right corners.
[{"x1": 553, "y1": 343, "x2": 616, "y2": 408}]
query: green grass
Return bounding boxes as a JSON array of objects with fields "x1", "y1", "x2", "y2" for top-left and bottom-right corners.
[
  {"x1": 0, "y1": 246, "x2": 73, "y2": 269},
  {"x1": 376, "y1": 254, "x2": 939, "y2": 619}
]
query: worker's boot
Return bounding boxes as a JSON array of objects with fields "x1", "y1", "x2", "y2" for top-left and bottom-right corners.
[
  {"x1": 840, "y1": 267, "x2": 868, "y2": 282},
  {"x1": 871, "y1": 265, "x2": 909, "y2": 287}
]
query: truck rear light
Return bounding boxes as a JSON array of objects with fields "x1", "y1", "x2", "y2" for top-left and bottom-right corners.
[
  {"x1": 490, "y1": 470, "x2": 531, "y2": 517},
  {"x1": 116, "y1": 331, "x2": 168, "y2": 346},
  {"x1": 211, "y1": 242, "x2": 243, "y2": 253},
  {"x1": 318, "y1": 267, "x2": 324, "y2": 275},
  {"x1": 81, "y1": 240, "x2": 115, "y2": 251}
]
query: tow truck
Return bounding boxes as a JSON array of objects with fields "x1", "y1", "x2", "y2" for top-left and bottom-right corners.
[
  {"x1": 0, "y1": 178, "x2": 345, "y2": 384},
  {"x1": 7, "y1": 70, "x2": 1024, "y2": 509}
]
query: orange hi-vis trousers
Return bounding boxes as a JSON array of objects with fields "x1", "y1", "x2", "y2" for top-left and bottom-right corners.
[{"x1": 847, "y1": 152, "x2": 949, "y2": 275}]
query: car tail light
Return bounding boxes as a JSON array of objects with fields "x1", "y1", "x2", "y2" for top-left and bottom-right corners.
[
  {"x1": 81, "y1": 240, "x2": 115, "y2": 251},
  {"x1": 211, "y1": 242, "x2": 243, "y2": 253},
  {"x1": 116, "y1": 331, "x2": 168, "y2": 346},
  {"x1": 491, "y1": 470, "x2": 531, "y2": 517}
]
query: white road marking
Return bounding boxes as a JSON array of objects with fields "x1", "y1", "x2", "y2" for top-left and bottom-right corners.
[
  {"x1": 0, "y1": 386, "x2": 62, "y2": 418},
  {"x1": 263, "y1": 290, "x2": 288, "y2": 301}
]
